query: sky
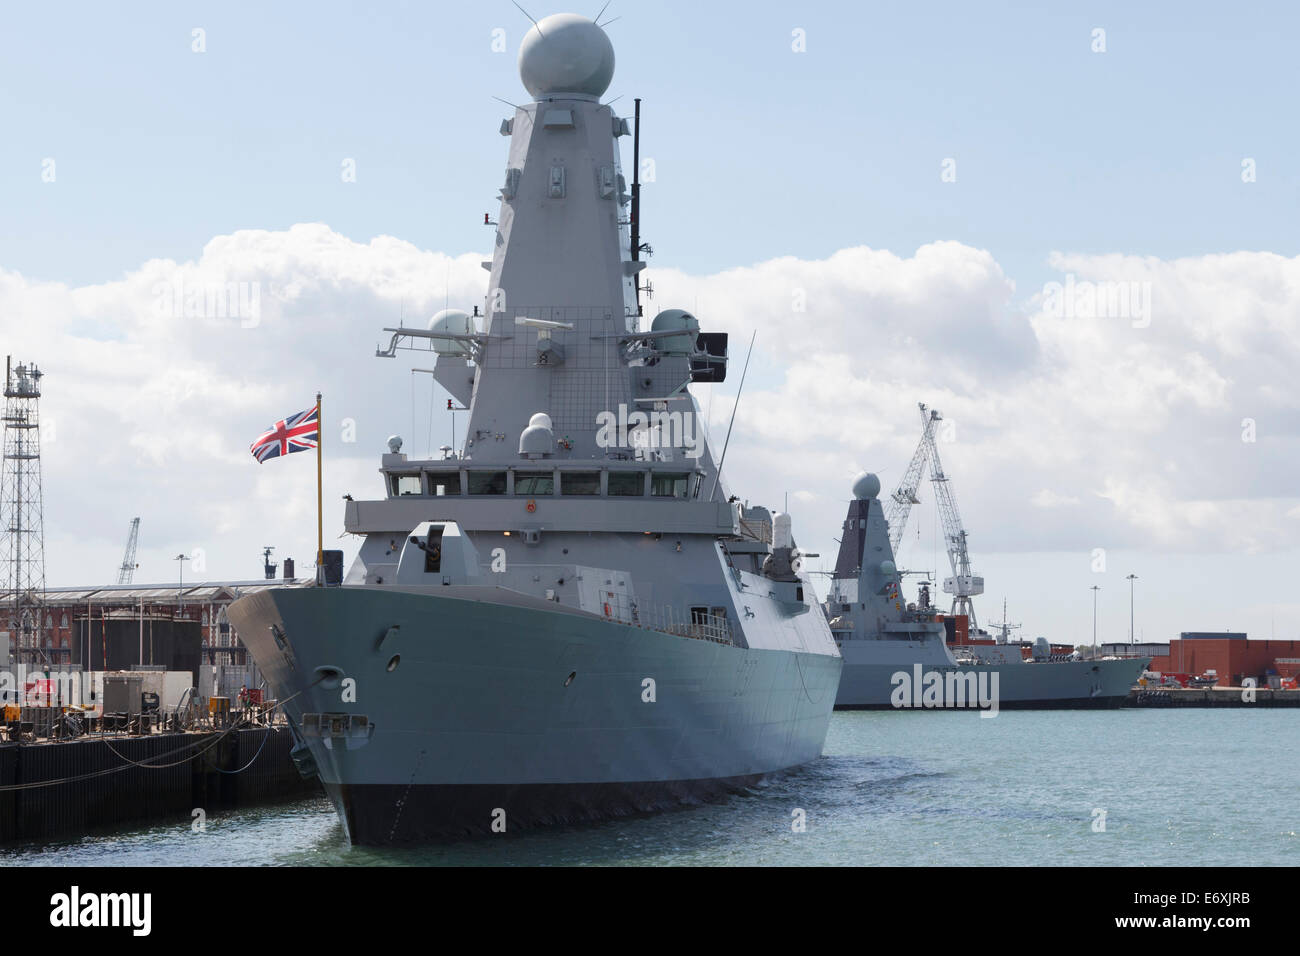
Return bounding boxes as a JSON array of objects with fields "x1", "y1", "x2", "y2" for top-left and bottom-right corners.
[{"x1": 2, "y1": 1, "x2": 1299, "y2": 647}]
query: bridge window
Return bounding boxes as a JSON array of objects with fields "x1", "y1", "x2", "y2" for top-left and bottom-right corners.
[
  {"x1": 561, "y1": 472, "x2": 601, "y2": 496},
  {"x1": 467, "y1": 471, "x2": 507, "y2": 495},
  {"x1": 608, "y1": 471, "x2": 646, "y2": 496},
  {"x1": 650, "y1": 472, "x2": 690, "y2": 498},
  {"x1": 390, "y1": 474, "x2": 422, "y2": 496},
  {"x1": 514, "y1": 471, "x2": 554, "y2": 495},
  {"x1": 427, "y1": 472, "x2": 461, "y2": 496}
]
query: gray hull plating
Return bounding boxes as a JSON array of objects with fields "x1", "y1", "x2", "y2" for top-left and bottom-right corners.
[
  {"x1": 834, "y1": 638, "x2": 1148, "y2": 709},
  {"x1": 228, "y1": 586, "x2": 840, "y2": 843}
]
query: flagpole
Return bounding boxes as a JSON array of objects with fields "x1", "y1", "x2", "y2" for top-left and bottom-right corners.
[{"x1": 316, "y1": 391, "x2": 324, "y2": 585}]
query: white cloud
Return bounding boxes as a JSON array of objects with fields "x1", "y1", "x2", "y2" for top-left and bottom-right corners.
[
  {"x1": 659, "y1": 242, "x2": 1300, "y2": 562},
  {"x1": 4, "y1": 226, "x2": 1300, "y2": 590},
  {"x1": 2, "y1": 224, "x2": 488, "y2": 584},
  {"x1": 1031, "y1": 489, "x2": 1081, "y2": 508}
]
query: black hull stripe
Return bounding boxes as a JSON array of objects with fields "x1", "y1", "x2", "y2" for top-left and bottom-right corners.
[
  {"x1": 834, "y1": 695, "x2": 1130, "y2": 711},
  {"x1": 332, "y1": 772, "x2": 769, "y2": 845}
]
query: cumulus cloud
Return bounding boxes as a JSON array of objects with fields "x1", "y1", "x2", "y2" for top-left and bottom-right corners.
[
  {"x1": 1, "y1": 224, "x2": 488, "y2": 584},
  {"x1": 654, "y1": 241, "x2": 1300, "y2": 563},
  {"x1": 3, "y1": 225, "x2": 1298, "y2": 588}
]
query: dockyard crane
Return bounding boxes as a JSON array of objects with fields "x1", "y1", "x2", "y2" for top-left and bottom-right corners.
[
  {"x1": 116, "y1": 517, "x2": 140, "y2": 585},
  {"x1": 923, "y1": 409, "x2": 984, "y2": 631},
  {"x1": 884, "y1": 403, "x2": 941, "y2": 556}
]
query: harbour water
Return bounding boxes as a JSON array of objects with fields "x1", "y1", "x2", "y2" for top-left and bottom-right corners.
[{"x1": 5, "y1": 710, "x2": 1295, "y2": 866}]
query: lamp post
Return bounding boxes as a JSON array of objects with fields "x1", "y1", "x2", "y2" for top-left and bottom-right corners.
[
  {"x1": 1090, "y1": 584, "x2": 1100, "y2": 657},
  {"x1": 1126, "y1": 573, "x2": 1138, "y2": 647},
  {"x1": 175, "y1": 553, "x2": 187, "y2": 613}
]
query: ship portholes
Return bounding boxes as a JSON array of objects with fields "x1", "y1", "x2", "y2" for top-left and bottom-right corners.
[
  {"x1": 563, "y1": 671, "x2": 577, "y2": 687},
  {"x1": 313, "y1": 666, "x2": 344, "y2": 690},
  {"x1": 387, "y1": 654, "x2": 401, "y2": 673}
]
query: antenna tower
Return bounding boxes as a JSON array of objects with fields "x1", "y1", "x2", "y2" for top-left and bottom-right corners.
[{"x1": 2, "y1": 357, "x2": 47, "y2": 663}]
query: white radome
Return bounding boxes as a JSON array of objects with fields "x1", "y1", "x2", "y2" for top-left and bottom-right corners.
[
  {"x1": 427, "y1": 308, "x2": 476, "y2": 356},
  {"x1": 517, "y1": 13, "x2": 615, "y2": 99},
  {"x1": 852, "y1": 472, "x2": 881, "y2": 499}
]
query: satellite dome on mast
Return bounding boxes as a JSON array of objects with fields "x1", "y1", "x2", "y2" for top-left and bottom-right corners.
[
  {"x1": 427, "y1": 308, "x2": 476, "y2": 356},
  {"x1": 519, "y1": 411, "x2": 556, "y2": 458},
  {"x1": 517, "y1": 13, "x2": 615, "y2": 100},
  {"x1": 649, "y1": 309, "x2": 699, "y2": 356},
  {"x1": 852, "y1": 472, "x2": 881, "y2": 499}
]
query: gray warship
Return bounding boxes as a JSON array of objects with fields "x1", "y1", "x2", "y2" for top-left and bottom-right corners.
[
  {"x1": 226, "y1": 12, "x2": 841, "y2": 845},
  {"x1": 825, "y1": 472, "x2": 1147, "y2": 710}
]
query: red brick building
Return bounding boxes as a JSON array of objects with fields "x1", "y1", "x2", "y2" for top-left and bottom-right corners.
[{"x1": 1148, "y1": 632, "x2": 1300, "y2": 687}]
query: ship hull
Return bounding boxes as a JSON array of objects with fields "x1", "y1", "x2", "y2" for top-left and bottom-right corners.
[
  {"x1": 833, "y1": 639, "x2": 1147, "y2": 710},
  {"x1": 227, "y1": 585, "x2": 841, "y2": 845},
  {"x1": 329, "y1": 775, "x2": 765, "y2": 844}
]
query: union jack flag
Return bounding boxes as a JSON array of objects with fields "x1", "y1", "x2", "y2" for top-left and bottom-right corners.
[{"x1": 250, "y1": 405, "x2": 319, "y2": 463}]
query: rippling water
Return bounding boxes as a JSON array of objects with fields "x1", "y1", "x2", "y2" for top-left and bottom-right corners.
[{"x1": 5, "y1": 710, "x2": 1296, "y2": 866}]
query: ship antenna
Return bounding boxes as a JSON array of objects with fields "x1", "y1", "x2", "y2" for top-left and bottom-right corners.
[
  {"x1": 708, "y1": 329, "x2": 756, "y2": 501},
  {"x1": 631, "y1": 97, "x2": 642, "y2": 314},
  {"x1": 512, "y1": 1, "x2": 544, "y2": 36},
  {"x1": 593, "y1": 1, "x2": 621, "y2": 27}
]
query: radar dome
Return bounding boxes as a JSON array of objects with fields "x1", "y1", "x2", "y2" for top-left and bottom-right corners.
[
  {"x1": 427, "y1": 309, "x2": 477, "y2": 356},
  {"x1": 518, "y1": 13, "x2": 615, "y2": 100},
  {"x1": 649, "y1": 309, "x2": 699, "y2": 356},
  {"x1": 519, "y1": 410, "x2": 555, "y2": 458},
  {"x1": 852, "y1": 472, "x2": 881, "y2": 499}
]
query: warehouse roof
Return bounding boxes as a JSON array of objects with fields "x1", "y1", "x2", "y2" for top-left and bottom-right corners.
[{"x1": 0, "y1": 580, "x2": 309, "y2": 605}]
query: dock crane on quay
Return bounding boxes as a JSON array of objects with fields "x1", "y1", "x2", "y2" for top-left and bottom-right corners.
[
  {"x1": 884, "y1": 403, "x2": 985, "y2": 632},
  {"x1": 116, "y1": 517, "x2": 140, "y2": 585}
]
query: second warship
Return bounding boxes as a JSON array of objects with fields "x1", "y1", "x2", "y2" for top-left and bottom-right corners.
[{"x1": 825, "y1": 471, "x2": 1147, "y2": 710}]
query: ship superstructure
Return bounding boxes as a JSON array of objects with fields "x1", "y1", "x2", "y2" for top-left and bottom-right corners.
[{"x1": 227, "y1": 13, "x2": 840, "y2": 844}]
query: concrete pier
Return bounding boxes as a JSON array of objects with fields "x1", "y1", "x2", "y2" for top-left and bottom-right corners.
[{"x1": 1127, "y1": 686, "x2": 1300, "y2": 707}]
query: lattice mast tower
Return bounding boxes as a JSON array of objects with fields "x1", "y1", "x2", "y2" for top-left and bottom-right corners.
[{"x1": 2, "y1": 357, "x2": 46, "y2": 661}]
